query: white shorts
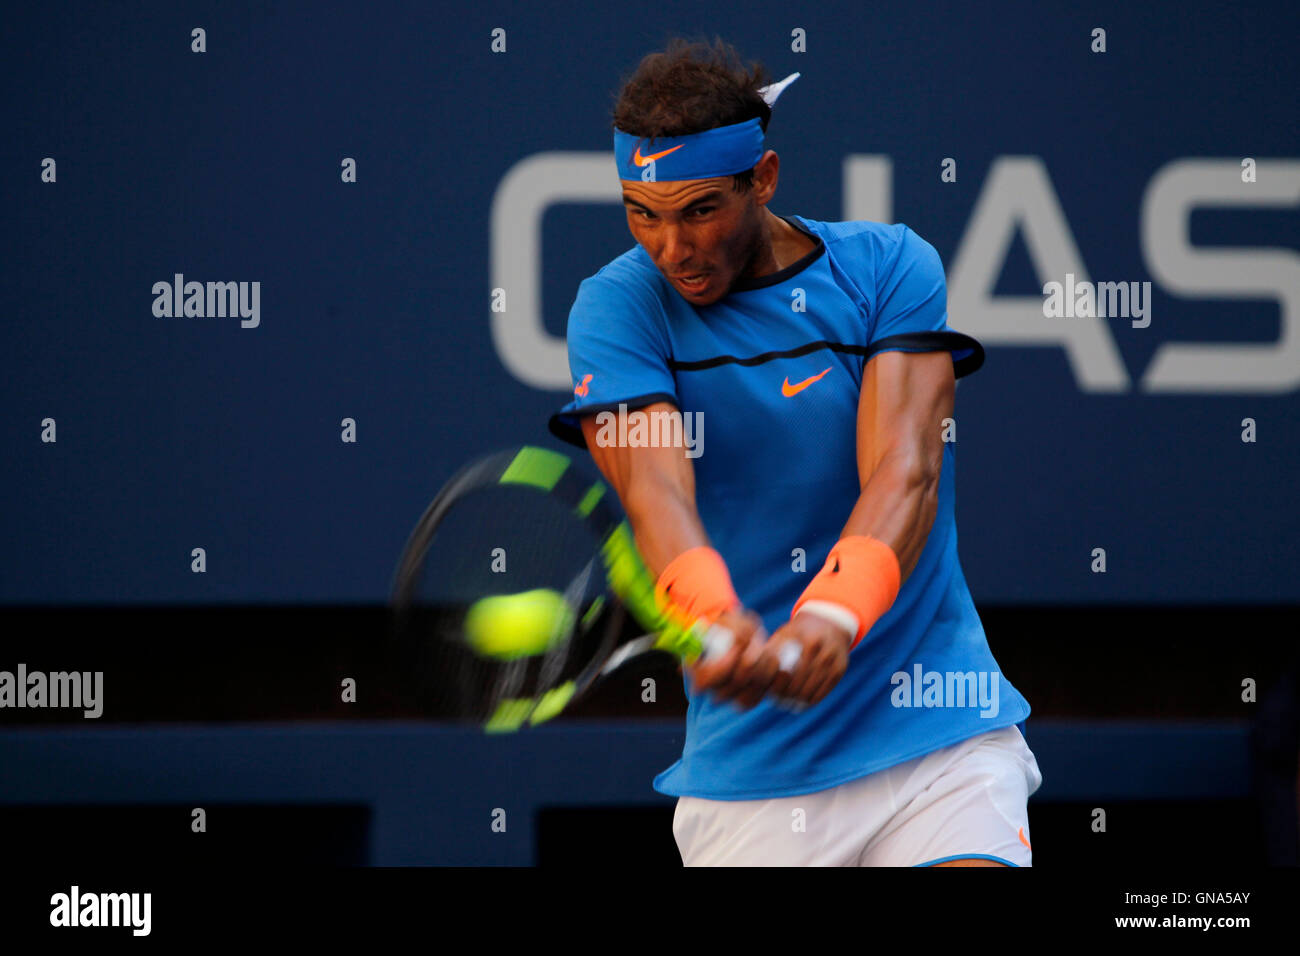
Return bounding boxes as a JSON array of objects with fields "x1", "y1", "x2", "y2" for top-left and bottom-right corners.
[{"x1": 671, "y1": 725, "x2": 1043, "y2": 866}]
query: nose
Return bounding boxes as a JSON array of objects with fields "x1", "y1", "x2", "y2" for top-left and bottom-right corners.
[{"x1": 659, "y1": 225, "x2": 694, "y2": 270}]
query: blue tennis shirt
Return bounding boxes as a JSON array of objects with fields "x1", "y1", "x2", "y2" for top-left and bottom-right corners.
[{"x1": 550, "y1": 215, "x2": 1030, "y2": 800}]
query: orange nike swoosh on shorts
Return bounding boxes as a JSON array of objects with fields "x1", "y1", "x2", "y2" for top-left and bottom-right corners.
[
  {"x1": 1018, "y1": 827, "x2": 1032, "y2": 850},
  {"x1": 634, "y1": 144, "x2": 684, "y2": 166},
  {"x1": 781, "y1": 367, "x2": 832, "y2": 397}
]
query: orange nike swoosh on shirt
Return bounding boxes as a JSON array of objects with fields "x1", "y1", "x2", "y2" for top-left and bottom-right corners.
[
  {"x1": 1018, "y1": 827, "x2": 1032, "y2": 850},
  {"x1": 781, "y1": 367, "x2": 832, "y2": 397},
  {"x1": 634, "y1": 144, "x2": 684, "y2": 166}
]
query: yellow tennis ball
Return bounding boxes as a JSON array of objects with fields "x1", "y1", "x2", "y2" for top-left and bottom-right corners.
[{"x1": 463, "y1": 588, "x2": 575, "y2": 660}]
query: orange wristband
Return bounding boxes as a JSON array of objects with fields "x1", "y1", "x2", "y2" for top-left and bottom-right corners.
[
  {"x1": 654, "y1": 546, "x2": 740, "y2": 623},
  {"x1": 792, "y1": 536, "x2": 901, "y2": 648}
]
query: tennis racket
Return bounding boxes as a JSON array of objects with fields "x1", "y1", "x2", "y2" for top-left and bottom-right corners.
[{"x1": 391, "y1": 445, "x2": 757, "y2": 732}]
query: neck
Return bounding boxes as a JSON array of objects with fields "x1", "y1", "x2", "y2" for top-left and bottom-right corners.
[{"x1": 741, "y1": 210, "x2": 807, "y2": 280}]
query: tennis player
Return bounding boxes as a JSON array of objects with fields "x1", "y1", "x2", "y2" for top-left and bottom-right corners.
[{"x1": 550, "y1": 38, "x2": 1041, "y2": 866}]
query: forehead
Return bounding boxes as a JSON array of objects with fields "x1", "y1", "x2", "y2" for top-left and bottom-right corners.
[{"x1": 619, "y1": 177, "x2": 731, "y2": 208}]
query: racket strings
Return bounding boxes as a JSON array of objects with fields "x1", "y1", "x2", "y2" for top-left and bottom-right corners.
[
  {"x1": 397, "y1": 481, "x2": 621, "y2": 723},
  {"x1": 528, "y1": 556, "x2": 595, "y2": 699}
]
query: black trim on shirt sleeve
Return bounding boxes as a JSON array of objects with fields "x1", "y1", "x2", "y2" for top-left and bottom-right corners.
[
  {"x1": 863, "y1": 331, "x2": 985, "y2": 379},
  {"x1": 547, "y1": 392, "x2": 680, "y2": 450}
]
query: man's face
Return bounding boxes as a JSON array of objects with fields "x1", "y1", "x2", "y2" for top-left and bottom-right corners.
[{"x1": 620, "y1": 174, "x2": 765, "y2": 306}]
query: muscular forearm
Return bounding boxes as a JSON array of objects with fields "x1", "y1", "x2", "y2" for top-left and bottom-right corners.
[
  {"x1": 839, "y1": 454, "x2": 940, "y2": 584},
  {"x1": 622, "y1": 471, "x2": 712, "y2": 578}
]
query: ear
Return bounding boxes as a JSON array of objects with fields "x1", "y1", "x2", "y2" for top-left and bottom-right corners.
[{"x1": 752, "y1": 150, "x2": 780, "y2": 203}]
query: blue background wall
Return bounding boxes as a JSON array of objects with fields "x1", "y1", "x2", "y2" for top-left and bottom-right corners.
[{"x1": 4, "y1": 1, "x2": 1297, "y2": 604}]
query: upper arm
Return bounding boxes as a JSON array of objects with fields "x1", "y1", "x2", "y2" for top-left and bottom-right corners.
[
  {"x1": 548, "y1": 276, "x2": 678, "y2": 447},
  {"x1": 857, "y1": 226, "x2": 958, "y2": 484},
  {"x1": 560, "y1": 276, "x2": 688, "y2": 508},
  {"x1": 580, "y1": 403, "x2": 706, "y2": 576},
  {"x1": 869, "y1": 226, "x2": 948, "y2": 342},
  {"x1": 580, "y1": 402, "x2": 696, "y2": 509},
  {"x1": 856, "y1": 350, "x2": 954, "y2": 489},
  {"x1": 551, "y1": 278, "x2": 708, "y2": 572}
]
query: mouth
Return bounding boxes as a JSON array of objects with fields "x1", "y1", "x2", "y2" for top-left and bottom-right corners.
[{"x1": 674, "y1": 273, "x2": 711, "y2": 292}]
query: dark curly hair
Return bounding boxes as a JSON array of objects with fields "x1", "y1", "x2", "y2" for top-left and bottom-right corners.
[{"x1": 611, "y1": 36, "x2": 772, "y2": 193}]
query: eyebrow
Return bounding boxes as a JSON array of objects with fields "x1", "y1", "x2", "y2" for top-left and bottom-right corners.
[{"x1": 621, "y1": 189, "x2": 724, "y2": 213}]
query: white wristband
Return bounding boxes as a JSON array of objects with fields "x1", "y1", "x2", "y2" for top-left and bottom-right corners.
[{"x1": 796, "y1": 600, "x2": 860, "y2": 643}]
